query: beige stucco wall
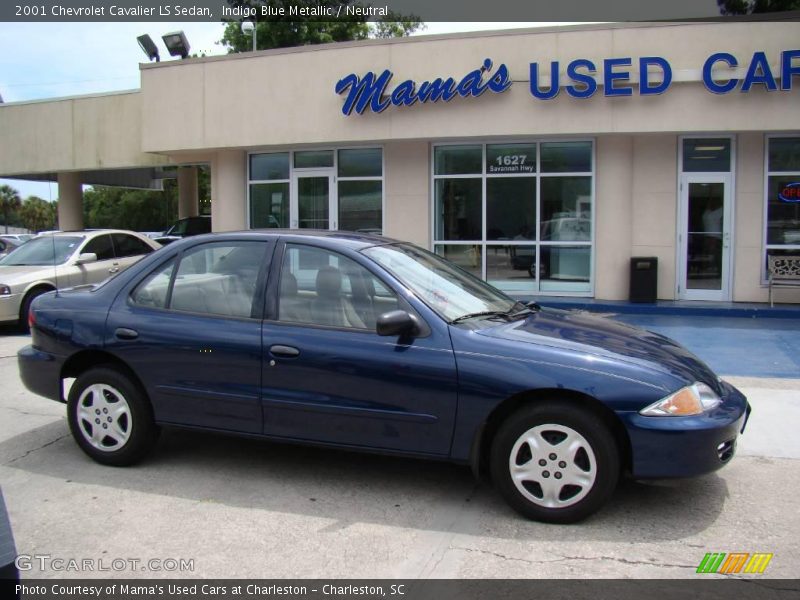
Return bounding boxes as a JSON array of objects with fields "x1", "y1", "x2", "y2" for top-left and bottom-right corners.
[
  {"x1": 140, "y1": 21, "x2": 799, "y2": 154},
  {"x1": 0, "y1": 92, "x2": 169, "y2": 176},
  {"x1": 630, "y1": 135, "x2": 679, "y2": 301},
  {"x1": 595, "y1": 136, "x2": 634, "y2": 301},
  {"x1": 383, "y1": 141, "x2": 429, "y2": 247}
]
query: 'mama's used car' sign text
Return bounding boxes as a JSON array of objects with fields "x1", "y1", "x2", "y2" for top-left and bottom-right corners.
[{"x1": 336, "y1": 50, "x2": 800, "y2": 115}]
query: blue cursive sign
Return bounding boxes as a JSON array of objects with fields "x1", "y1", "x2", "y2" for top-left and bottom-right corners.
[{"x1": 335, "y1": 58, "x2": 512, "y2": 116}]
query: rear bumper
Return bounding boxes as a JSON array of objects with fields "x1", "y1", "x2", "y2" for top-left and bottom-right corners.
[
  {"x1": 18, "y1": 345, "x2": 63, "y2": 402},
  {"x1": 623, "y1": 380, "x2": 750, "y2": 479}
]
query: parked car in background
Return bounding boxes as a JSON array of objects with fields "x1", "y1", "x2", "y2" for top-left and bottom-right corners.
[
  {"x1": 153, "y1": 215, "x2": 211, "y2": 245},
  {"x1": 0, "y1": 230, "x2": 160, "y2": 329},
  {"x1": 0, "y1": 237, "x2": 21, "y2": 259},
  {"x1": 1, "y1": 234, "x2": 34, "y2": 244},
  {"x1": 17, "y1": 231, "x2": 750, "y2": 523}
]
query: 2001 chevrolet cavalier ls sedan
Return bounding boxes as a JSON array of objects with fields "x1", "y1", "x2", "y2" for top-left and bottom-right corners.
[{"x1": 18, "y1": 231, "x2": 750, "y2": 523}]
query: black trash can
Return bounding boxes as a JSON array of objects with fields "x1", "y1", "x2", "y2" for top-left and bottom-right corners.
[{"x1": 629, "y1": 257, "x2": 658, "y2": 303}]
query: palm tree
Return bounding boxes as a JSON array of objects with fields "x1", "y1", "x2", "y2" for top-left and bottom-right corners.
[
  {"x1": 0, "y1": 184, "x2": 22, "y2": 234},
  {"x1": 20, "y1": 196, "x2": 55, "y2": 233}
]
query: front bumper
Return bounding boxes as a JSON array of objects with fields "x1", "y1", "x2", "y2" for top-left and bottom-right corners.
[
  {"x1": 18, "y1": 345, "x2": 63, "y2": 402},
  {"x1": 623, "y1": 380, "x2": 750, "y2": 479}
]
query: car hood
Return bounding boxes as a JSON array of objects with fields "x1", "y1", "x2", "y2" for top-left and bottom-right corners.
[
  {"x1": 475, "y1": 308, "x2": 721, "y2": 392},
  {"x1": 0, "y1": 265, "x2": 55, "y2": 285}
]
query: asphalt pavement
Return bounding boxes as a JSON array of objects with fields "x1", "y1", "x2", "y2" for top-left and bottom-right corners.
[{"x1": 0, "y1": 316, "x2": 798, "y2": 579}]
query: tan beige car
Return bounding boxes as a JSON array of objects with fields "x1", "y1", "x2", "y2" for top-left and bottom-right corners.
[{"x1": 0, "y1": 230, "x2": 161, "y2": 328}]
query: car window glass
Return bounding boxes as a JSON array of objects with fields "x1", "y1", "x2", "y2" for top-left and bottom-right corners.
[
  {"x1": 170, "y1": 242, "x2": 267, "y2": 318},
  {"x1": 112, "y1": 234, "x2": 153, "y2": 258},
  {"x1": 82, "y1": 235, "x2": 115, "y2": 261},
  {"x1": 278, "y1": 244, "x2": 399, "y2": 331},
  {"x1": 131, "y1": 259, "x2": 175, "y2": 308}
]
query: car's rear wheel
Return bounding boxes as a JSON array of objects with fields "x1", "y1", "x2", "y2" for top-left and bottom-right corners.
[
  {"x1": 67, "y1": 367, "x2": 159, "y2": 466},
  {"x1": 490, "y1": 402, "x2": 619, "y2": 523}
]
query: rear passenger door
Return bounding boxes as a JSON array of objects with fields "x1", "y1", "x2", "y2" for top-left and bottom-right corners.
[
  {"x1": 111, "y1": 233, "x2": 155, "y2": 272},
  {"x1": 106, "y1": 240, "x2": 273, "y2": 434}
]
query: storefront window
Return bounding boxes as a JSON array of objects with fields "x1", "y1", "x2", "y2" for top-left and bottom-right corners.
[
  {"x1": 540, "y1": 177, "x2": 592, "y2": 241},
  {"x1": 541, "y1": 141, "x2": 592, "y2": 173},
  {"x1": 338, "y1": 148, "x2": 382, "y2": 177},
  {"x1": 249, "y1": 148, "x2": 383, "y2": 233},
  {"x1": 250, "y1": 153, "x2": 289, "y2": 181},
  {"x1": 682, "y1": 138, "x2": 731, "y2": 172},
  {"x1": 434, "y1": 141, "x2": 594, "y2": 295},
  {"x1": 294, "y1": 150, "x2": 333, "y2": 169},
  {"x1": 250, "y1": 182, "x2": 290, "y2": 228},
  {"x1": 435, "y1": 179, "x2": 482, "y2": 241},
  {"x1": 338, "y1": 180, "x2": 382, "y2": 232},
  {"x1": 434, "y1": 145, "x2": 482, "y2": 175},
  {"x1": 487, "y1": 178, "x2": 536, "y2": 240},
  {"x1": 765, "y1": 136, "x2": 800, "y2": 277}
]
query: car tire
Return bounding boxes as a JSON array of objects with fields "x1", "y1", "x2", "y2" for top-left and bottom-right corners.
[
  {"x1": 490, "y1": 402, "x2": 619, "y2": 523},
  {"x1": 67, "y1": 367, "x2": 159, "y2": 466},
  {"x1": 19, "y1": 287, "x2": 50, "y2": 332}
]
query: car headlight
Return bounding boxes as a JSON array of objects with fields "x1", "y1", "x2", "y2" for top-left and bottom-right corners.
[
  {"x1": 0, "y1": 284, "x2": 11, "y2": 296},
  {"x1": 639, "y1": 382, "x2": 721, "y2": 416}
]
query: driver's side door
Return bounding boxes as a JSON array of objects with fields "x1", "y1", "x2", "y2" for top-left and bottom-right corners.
[{"x1": 260, "y1": 242, "x2": 459, "y2": 455}]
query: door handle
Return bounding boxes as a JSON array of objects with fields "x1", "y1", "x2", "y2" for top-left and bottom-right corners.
[
  {"x1": 109, "y1": 263, "x2": 120, "y2": 274},
  {"x1": 114, "y1": 327, "x2": 139, "y2": 340},
  {"x1": 269, "y1": 345, "x2": 300, "y2": 358}
]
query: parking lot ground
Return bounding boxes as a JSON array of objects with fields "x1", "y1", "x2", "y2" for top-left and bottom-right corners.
[{"x1": 1, "y1": 318, "x2": 799, "y2": 579}]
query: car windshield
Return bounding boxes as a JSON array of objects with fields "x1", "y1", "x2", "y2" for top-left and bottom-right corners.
[
  {"x1": 0, "y1": 236, "x2": 82, "y2": 266},
  {"x1": 363, "y1": 243, "x2": 518, "y2": 323}
]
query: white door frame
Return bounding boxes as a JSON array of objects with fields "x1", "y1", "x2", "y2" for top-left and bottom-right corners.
[
  {"x1": 290, "y1": 168, "x2": 336, "y2": 230},
  {"x1": 677, "y1": 173, "x2": 734, "y2": 301}
]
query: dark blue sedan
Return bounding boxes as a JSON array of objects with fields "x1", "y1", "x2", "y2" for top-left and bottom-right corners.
[{"x1": 17, "y1": 231, "x2": 750, "y2": 523}]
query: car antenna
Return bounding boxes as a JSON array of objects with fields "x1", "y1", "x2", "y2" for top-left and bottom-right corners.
[{"x1": 52, "y1": 232, "x2": 59, "y2": 298}]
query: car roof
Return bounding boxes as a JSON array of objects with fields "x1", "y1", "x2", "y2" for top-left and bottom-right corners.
[{"x1": 163, "y1": 229, "x2": 403, "y2": 251}]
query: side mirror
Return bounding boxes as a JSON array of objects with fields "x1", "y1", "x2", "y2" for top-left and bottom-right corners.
[
  {"x1": 376, "y1": 310, "x2": 419, "y2": 337},
  {"x1": 74, "y1": 253, "x2": 98, "y2": 265}
]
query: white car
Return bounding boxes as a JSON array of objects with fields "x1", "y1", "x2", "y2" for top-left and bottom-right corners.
[{"x1": 0, "y1": 230, "x2": 161, "y2": 328}]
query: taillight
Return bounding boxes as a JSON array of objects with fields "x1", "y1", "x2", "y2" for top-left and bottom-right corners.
[{"x1": 28, "y1": 307, "x2": 36, "y2": 330}]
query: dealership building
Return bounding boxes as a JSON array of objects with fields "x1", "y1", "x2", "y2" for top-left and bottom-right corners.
[{"x1": 1, "y1": 20, "x2": 798, "y2": 303}]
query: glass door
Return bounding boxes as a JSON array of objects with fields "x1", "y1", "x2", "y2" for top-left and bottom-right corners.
[
  {"x1": 678, "y1": 174, "x2": 732, "y2": 301},
  {"x1": 291, "y1": 169, "x2": 336, "y2": 230}
]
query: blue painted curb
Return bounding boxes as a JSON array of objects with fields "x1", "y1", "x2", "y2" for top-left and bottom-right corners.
[{"x1": 513, "y1": 296, "x2": 800, "y2": 319}]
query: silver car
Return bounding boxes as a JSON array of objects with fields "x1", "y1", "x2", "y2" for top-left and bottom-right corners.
[{"x1": 0, "y1": 230, "x2": 161, "y2": 328}]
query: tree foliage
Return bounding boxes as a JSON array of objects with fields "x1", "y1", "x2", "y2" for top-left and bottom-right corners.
[
  {"x1": 19, "y1": 196, "x2": 56, "y2": 233},
  {"x1": 0, "y1": 184, "x2": 22, "y2": 234},
  {"x1": 220, "y1": 1, "x2": 423, "y2": 53},
  {"x1": 83, "y1": 168, "x2": 211, "y2": 232},
  {"x1": 717, "y1": 0, "x2": 799, "y2": 14}
]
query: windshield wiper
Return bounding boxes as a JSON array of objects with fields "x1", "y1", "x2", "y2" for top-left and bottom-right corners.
[{"x1": 450, "y1": 310, "x2": 511, "y2": 324}]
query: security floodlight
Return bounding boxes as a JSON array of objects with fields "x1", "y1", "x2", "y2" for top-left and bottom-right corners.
[
  {"x1": 241, "y1": 20, "x2": 257, "y2": 52},
  {"x1": 137, "y1": 34, "x2": 160, "y2": 62},
  {"x1": 162, "y1": 31, "x2": 191, "y2": 59}
]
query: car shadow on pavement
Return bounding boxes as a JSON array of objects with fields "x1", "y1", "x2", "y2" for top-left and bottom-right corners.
[{"x1": 0, "y1": 420, "x2": 730, "y2": 542}]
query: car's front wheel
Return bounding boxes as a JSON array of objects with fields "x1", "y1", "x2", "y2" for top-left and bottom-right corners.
[
  {"x1": 490, "y1": 402, "x2": 619, "y2": 523},
  {"x1": 67, "y1": 367, "x2": 159, "y2": 466}
]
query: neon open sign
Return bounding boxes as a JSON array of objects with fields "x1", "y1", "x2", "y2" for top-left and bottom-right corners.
[{"x1": 779, "y1": 182, "x2": 800, "y2": 203}]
